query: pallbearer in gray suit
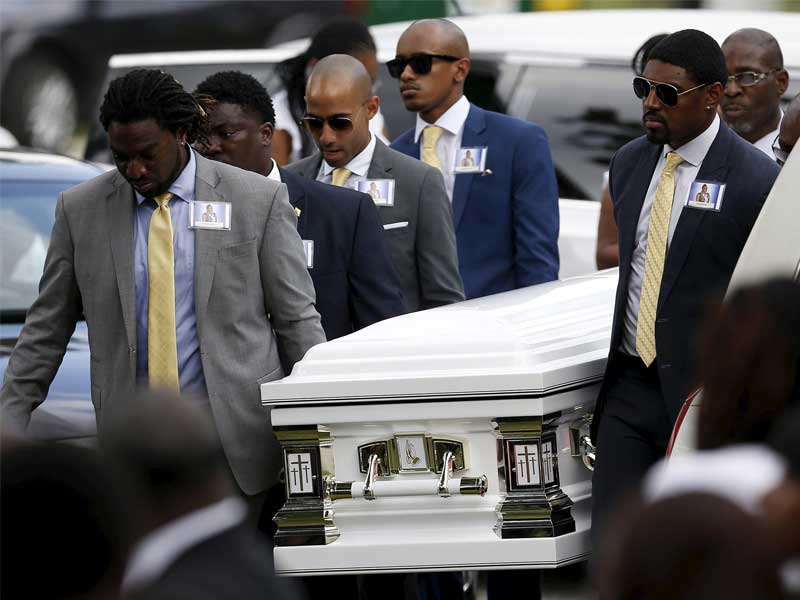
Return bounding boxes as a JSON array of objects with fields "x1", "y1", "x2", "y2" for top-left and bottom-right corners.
[
  {"x1": 0, "y1": 69, "x2": 325, "y2": 500},
  {"x1": 288, "y1": 54, "x2": 465, "y2": 312}
]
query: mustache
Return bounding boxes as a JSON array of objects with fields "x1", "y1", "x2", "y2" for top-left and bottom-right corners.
[{"x1": 643, "y1": 110, "x2": 666, "y2": 124}]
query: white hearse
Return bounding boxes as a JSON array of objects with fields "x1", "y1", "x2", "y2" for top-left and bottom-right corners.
[{"x1": 262, "y1": 149, "x2": 799, "y2": 575}]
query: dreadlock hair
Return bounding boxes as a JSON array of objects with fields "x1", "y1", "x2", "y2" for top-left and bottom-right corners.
[
  {"x1": 646, "y1": 29, "x2": 728, "y2": 88},
  {"x1": 277, "y1": 17, "x2": 376, "y2": 155},
  {"x1": 194, "y1": 71, "x2": 276, "y2": 126},
  {"x1": 631, "y1": 33, "x2": 670, "y2": 76},
  {"x1": 99, "y1": 68, "x2": 206, "y2": 143}
]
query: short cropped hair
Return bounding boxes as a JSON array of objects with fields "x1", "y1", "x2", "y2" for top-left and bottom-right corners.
[
  {"x1": 647, "y1": 29, "x2": 728, "y2": 87},
  {"x1": 99, "y1": 68, "x2": 205, "y2": 142},
  {"x1": 194, "y1": 70, "x2": 276, "y2": 126}
]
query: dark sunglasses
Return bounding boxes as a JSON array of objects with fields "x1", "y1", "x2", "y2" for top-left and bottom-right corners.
[
  {"x1": 301, "y1": 115, "x2": 353, "y2": 133},
  {"x1": 386, "y1": 53, "x2": 460, "y2": 78},
  {"x1": 632, "y1": 76, "x2": 707, "y2": 107}
]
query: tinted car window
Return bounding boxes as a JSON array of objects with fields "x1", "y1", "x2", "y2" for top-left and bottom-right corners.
[{"x1": 0, "y1": 180, "x2": 80, "y2": 315}]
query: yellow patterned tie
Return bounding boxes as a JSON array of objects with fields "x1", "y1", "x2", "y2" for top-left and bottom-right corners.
[
  {"x1": 636, "y1": 152, "x2": 684, "y2": 367},
  {"x1": 421, "y1": 125, "x2": 444, "y2": 172},
  {"x1": 148, "y1": 192, "x2": 180, "y2": 392},
  {"x1": 331, "y1": 168, "x2": 352, "y2": 187}
]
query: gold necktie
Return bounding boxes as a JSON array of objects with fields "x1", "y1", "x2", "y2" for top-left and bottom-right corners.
[
  {"x1": 148, "y1": 192, "x2": 180, "y2": 392},
  {"x1": 421, "y1": 125, "x2": 444, "y2": 171},
  {"x1": 636, "y1": 152, "x2": 684, "y2": 367},
  {"x1": 331, "y1": 168, "x2": 352, "y2": 187}
]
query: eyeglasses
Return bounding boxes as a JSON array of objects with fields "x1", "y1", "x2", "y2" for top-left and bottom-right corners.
[
  {"x1": 301, "y1": 105, "x2": 365, "y2": 134},
  {"x1": 633, "y1": 76, "x2": 708, "y2": 107},
  {"x1": 386, "y1": 53, "x2": 460, "y2": 78},
  {"x1": 725, "y1": 69, "x2": 780, "y2": 88},
  {"x1": 772, "y1": 135, "x2": 791, "y2": 166}
]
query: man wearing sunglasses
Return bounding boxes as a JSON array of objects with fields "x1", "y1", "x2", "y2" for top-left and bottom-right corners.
[
  {"x1": 193, "y1": 71, "x2": 406, "y2": 343},
  {"x1": 720, "y1": 28, "x2": 789, "y2": 158},
  {"x1": 288, "y1": 54, "x2": 464, "y2": 313},
  {"x1": 389, "y1": 19, "x2": 559, "y2": 301},
  {"x1": 591, "y1": 30, "x2": 781, "y2": 542}
]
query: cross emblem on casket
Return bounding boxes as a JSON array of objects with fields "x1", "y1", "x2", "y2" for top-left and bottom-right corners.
[
  {"x1": 513, "y1": 444, "x2": 539, "y2": 486},
  {"x1": 288, "y1": 452, "x2": 313, "y2": 494}
]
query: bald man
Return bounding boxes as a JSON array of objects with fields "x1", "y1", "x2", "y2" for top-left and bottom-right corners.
[
  {"x1": 288, "y1": 54, "x2": 464, "y2": 312},
  {"x1": 775, "y1": 94, "x2": 800, "y2": 166},
  {"x1": 390, "y1": 19, "x2": 559, "y2": 300},
  {"x1": 721, "y1": 28, "x2": 789, "y2": 157}
]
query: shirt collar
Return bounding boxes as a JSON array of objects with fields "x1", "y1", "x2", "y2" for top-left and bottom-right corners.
[
  {"x1": 121, "y1": 496, "x2": 247, "y2": 593},
  {"x1": 414, "y1": 95, "x2": 471, "y2": 143},
  {"x1": 665, "y1": 113, "x2": 720, "y2": 167},
  {"x1": 135, "y1": 145, "x2": 197, "y2": 206},
  {"x1": 322, "y1": 133, "x2": 376, "y2": 178},
  {"x1": 266, "y1": 158, "x2": 282, "y2": 183}
]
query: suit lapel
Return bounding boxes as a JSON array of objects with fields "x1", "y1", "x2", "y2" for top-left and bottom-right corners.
[
  {"x1": 618, "y1": 144, "x2": 661, "y2": 269},
  {"x1": 659, "y1": 125, "x2": 731, "y2": 308},
  {"x1": 193, "y1": 156, "x2": 227, "y2": 322},
  {"x1": 452, "y1": 104, "x2": 486, "y2": 231},
  {"x1": 367, "y1": 139, "x2": 394, "y2": 179},
  {"x1": 107, "y1": 173, "x2": 137, "y2": 360}
]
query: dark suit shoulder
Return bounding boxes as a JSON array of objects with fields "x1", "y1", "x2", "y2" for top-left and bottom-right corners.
[
  {"x1": 281, "y1": 168, "x2": 366, "y2": 217},
  {"x1": 392, "y1": 128, "x2": 415, "y2": 147},
  {"x1": 285, "y1": 154, "x2": 319, "y2": 177},
  {"x1": 724, "y1": 127, "x2": 781, "y2": 181},
  {"x1": 480, "y1": 107, "x2": 547, "y2": 139}
]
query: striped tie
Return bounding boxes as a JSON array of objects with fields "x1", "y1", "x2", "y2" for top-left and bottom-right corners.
[
  {"x1": 331, "y1": 168, "x2": 352, "y2": 187},
  {"x1": 636, "y1": 151, "x2": 684, "y2": 367},
  {"x1": 421, "y1": 125, "x2": 444, "y2": 172},
  {"x1": 148, "y1": 192, "x2": 180, "y2": 392}
]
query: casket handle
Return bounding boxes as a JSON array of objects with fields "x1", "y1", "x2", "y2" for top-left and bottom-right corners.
[
  {"x1": 580, "y1": 435, "x2": 596, "y2": 471},
  {"x1": 437, "y1": 451, "x2": 456, "y2": 497},
  {"x1": 363, "y1": 453, "x2": 381, "y2": 501}
]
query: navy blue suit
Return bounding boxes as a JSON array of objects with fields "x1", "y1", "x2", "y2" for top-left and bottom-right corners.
[
  {"x1": 279, "y1": 168, "x2": 406, "y2": 340},
  {"x1": 392, "y1": 103, "x2": 559, "y2": 299},
  {"x1": 590, "y1": 122, "x2": 779, "y2": 538}
]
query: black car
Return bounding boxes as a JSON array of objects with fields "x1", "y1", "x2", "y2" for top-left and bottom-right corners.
[
  {"x1": 0, "y1": 0, "x2": 347, "y2": 154},
  {"x1": 0, "y1": 147, "x2": 105, "y2": 442}
]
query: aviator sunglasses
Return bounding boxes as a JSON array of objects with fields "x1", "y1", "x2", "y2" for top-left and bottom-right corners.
[
  {"x1": 302, "y1": 105, "x2": 365, "y2": 134},
  {"x1": 633, "y1": 76, "x2": 707, "y2": 107},
  {"x1": 386, "y1": 53, "x2": 460, "y2": 78}
]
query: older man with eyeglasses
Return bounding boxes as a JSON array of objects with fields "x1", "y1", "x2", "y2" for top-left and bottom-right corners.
[
  {"x1": 721, "y1": 28, "x2": 789, "y2": 157},
  {"x1": 288, "y1": 54, "x2": 464, "y2": 312}
]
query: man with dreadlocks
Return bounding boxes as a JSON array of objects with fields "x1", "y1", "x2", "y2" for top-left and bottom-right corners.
[{"x1": 0, "y1": 69, "x2": 325, "y2": 510}]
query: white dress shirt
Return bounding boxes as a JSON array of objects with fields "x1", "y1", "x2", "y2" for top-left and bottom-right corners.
[
  {"x1": 121, "y1": 497, "x2": 247, "y2": 593},
  {"x1": 266, "y1": 158, "x2": 282, "y2": 183},
  {"x1": 621, "y1": 114, "x2": 720, "y2": 355},
  {"x1": 316, "y1": 132, "x2": 377, "y2": 189},
  {"x1": 752, "y1": 112, "x2": 782, "y2": 159},
  {"x1": 413, "y1": 95, "x2": 471, "y2": 201}
]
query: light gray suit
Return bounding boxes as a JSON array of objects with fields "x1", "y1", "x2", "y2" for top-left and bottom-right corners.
[
  {"x1": 0, "y1": 154, "x2": 325, "y2": 495},
  {"x1": 288, "y1": 139, "x2": 464, "y2": 311}
]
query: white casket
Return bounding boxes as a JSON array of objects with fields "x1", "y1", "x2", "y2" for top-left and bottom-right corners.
[{"x1": 261, "y1": 271, "x2": 617, "y2": 575}]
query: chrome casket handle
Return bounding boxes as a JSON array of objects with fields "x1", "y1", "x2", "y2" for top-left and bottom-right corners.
[{"x1": 328, "y1": 452, "x2": 487, "y2": 501}]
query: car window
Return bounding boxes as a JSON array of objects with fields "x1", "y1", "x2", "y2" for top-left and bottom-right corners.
[{"x1": 0, "y1": 180, "x2": 81, "y2": 316}]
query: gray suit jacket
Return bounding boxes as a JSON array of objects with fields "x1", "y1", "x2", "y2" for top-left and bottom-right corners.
[
  {"x1": 287, "y1": 139, "x2": 464, "y2": 311},
  {"x1": 0, "y1": 154, "x2": 325, "y2": 495}
]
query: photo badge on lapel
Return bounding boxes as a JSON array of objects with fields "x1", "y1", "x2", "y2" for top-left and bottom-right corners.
[
  {"x1": 453, "y1": 146, "x2": 488, "y2": 174},
  {"x1": 189, "y1": 201, "x2": 232, "y2": 229},
  {"x1": 356, "y1": 178, "x2": 395, "y2": 207},
  {"x1": 685, "y1": 181, "x2": 725, "y2": 212}
]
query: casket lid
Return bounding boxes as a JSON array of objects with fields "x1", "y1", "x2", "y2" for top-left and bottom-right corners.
[{"x1": 262, "y1": 271, "x2": 617, "y2": 405}]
